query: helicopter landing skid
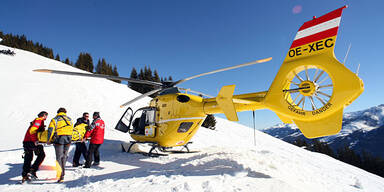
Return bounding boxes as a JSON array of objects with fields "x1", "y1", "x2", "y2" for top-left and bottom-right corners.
[
  {"x1": 159, "y1": 142, "x2": 198, "y2": 154},
  {"x1": 121, "y1": 141, "x2": 168, "y2": 157},
  {"x1": 121, "y1": 141, "x2": 196, "y2": 157}
]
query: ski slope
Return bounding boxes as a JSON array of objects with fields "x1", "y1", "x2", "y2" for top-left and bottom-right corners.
[{"x1": 0, "y1": 45, "x2": 383, "y2": 191}]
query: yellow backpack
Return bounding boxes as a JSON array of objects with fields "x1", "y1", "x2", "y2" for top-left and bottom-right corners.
[
  {"x1": 37, "y1": 123, "x2": 87, "y2": 143},
  {"x1": 37, "y1": 130, "x2": 48, "y2": 143},
  {"x1": 72, "y1": 123, "x2": 87, "y2": 142}
]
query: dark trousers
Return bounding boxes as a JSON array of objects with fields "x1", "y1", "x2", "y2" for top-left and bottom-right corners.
[
  {"x1": 72, "y1": 142, "x2": 87, "y2": 165},
  {"x1": 22, "y1": 142, "x2": 45, "y2": 177},
  {"x1": 85, "y1": 143, "x2": 101, "y2": 167},
  {"x1": 54, "y1": 143, "x2": 70, "y2": 178}
]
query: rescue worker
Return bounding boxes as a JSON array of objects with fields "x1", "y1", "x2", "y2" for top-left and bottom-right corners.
[
  {"x1": 83, "y1": 112, "x2": 105, "y2": 168},
  {"x1": 72, "y1": 112, "x2": 90, "y2": 167},
  {"x1": 47, "y1": 107, "x2": 73, "y2": 183},
  {"x1": 21, "y1": 111, "x2": 48, "y2": 183}
]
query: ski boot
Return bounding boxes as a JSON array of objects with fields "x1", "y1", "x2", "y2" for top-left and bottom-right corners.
[
  {"x1": 57, "y1": 176, "x2": 64, "y2": 183},
  {"x1": 28, "y1": 169, "x2": 38, "y2": 180},
  {"x1": 21, "y1": 175, "x2": 31, "y2": 183}
]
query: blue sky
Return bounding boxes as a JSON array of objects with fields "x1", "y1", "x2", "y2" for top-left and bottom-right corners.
[{"x1": 1, "y1": 0, "x2": 383, "y2": 129}]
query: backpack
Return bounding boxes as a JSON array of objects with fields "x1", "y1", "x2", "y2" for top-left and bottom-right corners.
[{"x1": 72, "y1": 123, "x2": 87, "y2": 141}]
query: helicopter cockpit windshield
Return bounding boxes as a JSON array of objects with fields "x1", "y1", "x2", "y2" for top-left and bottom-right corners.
[{"x1": 115, "y1": 107, "x2": 157, "y2": 135}]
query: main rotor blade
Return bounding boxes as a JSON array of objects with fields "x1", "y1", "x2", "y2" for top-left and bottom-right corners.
[
  {"x1": 33, "y1": 69, "x2": 163, "y2": 87},
  {"x1": 120, "y1": 88, "x2": 162, "y2": 108},
  {"x1": 179, "y1": 88, "x2": 214, "y2": 98},
  {"x1": 170, "y1": 57, "x2": 272, "y2": 86}
]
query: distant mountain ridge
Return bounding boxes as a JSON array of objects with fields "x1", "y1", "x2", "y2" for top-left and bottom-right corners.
[{"x1": 263, "y1": 104, "x2": 384, "y2": 158}]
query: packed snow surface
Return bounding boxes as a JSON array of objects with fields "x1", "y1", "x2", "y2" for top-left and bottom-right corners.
[{"x1": 1, "y1": 45, "x2": 383, "y2": 191}]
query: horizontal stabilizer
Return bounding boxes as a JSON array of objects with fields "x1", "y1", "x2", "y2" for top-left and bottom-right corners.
[{"x1": 216, "y1": 85, "x2": 238, "y2": 121}]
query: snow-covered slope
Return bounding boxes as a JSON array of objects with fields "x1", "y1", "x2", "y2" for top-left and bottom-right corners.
[
  {"x1": 0, "y1": 45, "x2": 149, "y2": 150},
  {"x1": 1, "y1": 45, "x2": 383, "y2": 191},
  {"x1": 263, "y1": 105, "x2": 384, "y2": 158}
]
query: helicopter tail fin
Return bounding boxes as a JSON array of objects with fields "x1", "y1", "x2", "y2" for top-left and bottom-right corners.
[
  {"x1": 264, "y1": 6, "x2": 364, "y2": 138},
  {"x1": 285, "y1": 5, "x2": 346, "y2": 62}
]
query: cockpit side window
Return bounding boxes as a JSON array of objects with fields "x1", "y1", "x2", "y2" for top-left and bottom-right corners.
[
  {"x1": 177, "y1": 122, "x2": 194, "y2": 133},
  {"x1": 145, "y1": 109, "x2": 156, "y2": 125}
]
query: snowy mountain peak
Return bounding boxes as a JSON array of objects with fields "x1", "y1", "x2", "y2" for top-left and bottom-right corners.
[
  {"x1": 265, "y1": 104, "x2": 384, "y2": 134},
  {"x1": 263, "y1": 103, "x2": 384, "y2": 162}
]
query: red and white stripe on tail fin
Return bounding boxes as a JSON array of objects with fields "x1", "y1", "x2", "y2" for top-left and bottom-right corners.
[{"x1": 285, "y1": 6, "x2": 347, "y2": 61}]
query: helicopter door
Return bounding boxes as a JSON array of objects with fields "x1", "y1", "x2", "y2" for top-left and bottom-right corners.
[
  {"x1": 114, "y1": 107, "x2": 133, "y2": 133},
  {"x1": 131, "y1": 107, "x2": 157, "y2": 136}
]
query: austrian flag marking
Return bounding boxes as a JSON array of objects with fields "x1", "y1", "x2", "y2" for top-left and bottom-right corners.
[{"x1": 290, "y1": 6, "x2": 347, "y2": 49}]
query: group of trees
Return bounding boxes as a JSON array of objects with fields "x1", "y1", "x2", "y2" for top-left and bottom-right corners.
[
  {"x1": 0, "y1": 31, "x2": 120, "y2": 81},
  {"x1": 292, "y1": 138, "x2": 384, "y2": 177},
  {"x1": 0, "y1": 31, "x2": 180, "y2": 86},
  {"x1": 74, "y1": 53, "x2": 120, "y2": 83},
  {"x1": 0, "y1": 31, "x2": 53, "y2": 59},
  {"x1": 128, "y1": 66, "x2": 173, "y2": 94},
  {"x1": 129, "y1": 66, "x2": 161, "y2": 94}
]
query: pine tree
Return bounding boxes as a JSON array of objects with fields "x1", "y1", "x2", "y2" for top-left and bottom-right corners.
[
  {"x1": 153, "y1": 70, "x2": 160, "y2": 82},
  {"x1": 361, "y1": 150, "x2": 384, "y2": 177},
  {"x1": 47, "y1": 49, "x2": 54, "y2": 59},
  {"x1": 55, "y1": 54, "x2": 60, "y2": 61},
  {"x1": 127, "y1": 66, "x2": 173, "y2": 94},
  {"x1": 85, "y1": 53, "x2": 94, "y2": 72},
  {"x1": 112, "y1": 65, "x2": 121, "y2": 83},
  {"x1": 64, "y1": 58, "x2": 70, "y2": 65},
  {"x1": 75, "y1": 52, "x2": 94, "y2": 72},
  {"x1": 95, "y1": 59, "x2": 103, "y2": 74},
  {"x1": 95, "y1": 58, "x2": 120, "y2": 83},
  {"x1": 310, "y1": 140, "x2": 334, "y2": 157},
  {"x1": 337, "y1": 146, "x2": 362, "y2": 168},
  {"x1": 129, "y1": 67, "x2": 139, "y2": 91},
  {"x1": 293, "y1": 138, "x2": 308, "y2": 148},
  {"x1": 75, "y1": 53, "x2": 86, "y2": 71}
]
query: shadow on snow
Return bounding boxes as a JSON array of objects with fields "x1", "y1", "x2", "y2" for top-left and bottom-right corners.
[
  {"x1": 64, "y1": 139, "x2": 271, "y2": 188},
  {"x1": 0, "y1": 139, "x2": 271, "y2": 187}
]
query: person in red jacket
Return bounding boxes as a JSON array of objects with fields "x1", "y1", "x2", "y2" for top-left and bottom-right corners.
[
  {"x1": 83, "y1": 112, "x2": 105, "y2": 168},
  {"x1": 21, "y1": 111, "x2": 48, "y2": 183}
]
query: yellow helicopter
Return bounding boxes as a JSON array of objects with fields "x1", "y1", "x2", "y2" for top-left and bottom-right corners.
[{"x1": 34, "y1": 6, "x2": 363, "y2": 155}]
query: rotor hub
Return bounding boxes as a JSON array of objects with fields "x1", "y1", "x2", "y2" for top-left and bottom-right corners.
[{"x1": 299, "y1": 81, "x2": 317, "y2": 96}]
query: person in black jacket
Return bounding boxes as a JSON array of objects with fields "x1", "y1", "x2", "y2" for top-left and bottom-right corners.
[{"x1": 72, "y1": 112, "x2": 90, "y2": 167}]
